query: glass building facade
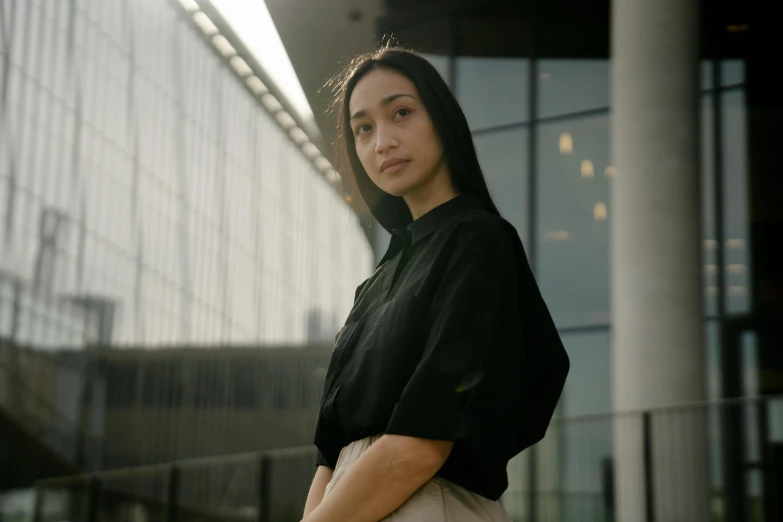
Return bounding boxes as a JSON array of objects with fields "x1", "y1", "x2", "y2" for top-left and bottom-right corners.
[
  {"x1": 0, "y1": 0, "x2": 374, "y2": 350},
  {"x1": 0, "y1": 0, "x2": 374, "y2": 510}
]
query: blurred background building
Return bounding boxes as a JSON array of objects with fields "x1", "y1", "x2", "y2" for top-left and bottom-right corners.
[{"x1": 1, "y1": 0, "x2": 781, "y2": 521}]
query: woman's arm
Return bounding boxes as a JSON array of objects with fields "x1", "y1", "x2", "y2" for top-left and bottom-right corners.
[
  {"x1": 304, "y1": 465, "x2": 334, "y2": 517},
  {"x1": 301, "y1": 434, "x2": 453, "y2": 522}
]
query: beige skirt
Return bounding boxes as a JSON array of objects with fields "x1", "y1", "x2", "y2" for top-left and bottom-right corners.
[{"x1": 323, "y1": 435, "x2": 512, "y2": 522}]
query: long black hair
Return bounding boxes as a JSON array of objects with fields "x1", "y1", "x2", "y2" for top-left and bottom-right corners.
[{"x1": 329, "y1": 44, "x2": 501, "y2": 233}]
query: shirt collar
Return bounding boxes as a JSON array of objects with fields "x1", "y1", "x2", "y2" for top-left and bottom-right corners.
[{"x1": 390, "y1": 191, "x2": 488, "y2": 245}]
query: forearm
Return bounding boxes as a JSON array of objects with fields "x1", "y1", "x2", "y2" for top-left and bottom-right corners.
[
  {"x1": 302, "y1": 435, "x2": 451, "y2": 522},
  {"x1": 304, "y1": 466, "x2": 334, "y2": 517}
]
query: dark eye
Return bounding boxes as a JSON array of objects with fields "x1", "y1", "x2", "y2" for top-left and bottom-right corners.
[
  {"x1": 355, "y1": 124, "x2": 372, "y2": 136},
  {"x1": 393, "y1": 108, "x2": 411, "y2": 118}
]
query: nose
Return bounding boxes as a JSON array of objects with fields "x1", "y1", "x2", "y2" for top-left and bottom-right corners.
[{"x1": 374, "y1": 122, "x2": 398, "y2": 155}]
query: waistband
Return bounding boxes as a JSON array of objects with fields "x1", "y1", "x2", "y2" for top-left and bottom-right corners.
[{"x1": 335, "y1": 434, "x2": 383, "y2": 469}]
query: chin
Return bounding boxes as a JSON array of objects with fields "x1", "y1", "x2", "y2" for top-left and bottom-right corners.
[{"x1": 376, "y1": 177, "x2": 418, "y2": 198}]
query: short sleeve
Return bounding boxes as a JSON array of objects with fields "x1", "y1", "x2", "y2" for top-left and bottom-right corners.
[
  {"x1": 384, "y1": 221, "x2": 525, "y2": 452},
  {"x1": 315, "y1": 449, "x2": 333, "y2": 469}
]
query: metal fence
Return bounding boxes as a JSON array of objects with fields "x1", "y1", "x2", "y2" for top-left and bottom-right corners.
[
  {"x1": 34, "y1": 446, "x2": 317, "y2": 522},
  {"x1": 33, "y1": 396, "x2": 783, "y2": 522}
]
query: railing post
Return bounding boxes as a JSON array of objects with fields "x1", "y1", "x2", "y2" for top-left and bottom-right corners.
[
  {"x1": 257, "y1": 453, "x2": 272, "y2": 522},
  {"x1": 601, "y1": 456, "x2": 615, "y2": 522},
  {"x1": 165, "y1": 464, "x2": 180, "y2": 522},
  {"x1": 32, "y1": 486, "x2": 44, "y2": 522},
  {"x1": 527, "y1": 444, "x2": 537, "y2": 522},
  {"x1": 85, "y1": 477, "x2": 100, "y2": 522},
  {"x1": 642, "y1": 412, "x2": 655, "y2": 522}
]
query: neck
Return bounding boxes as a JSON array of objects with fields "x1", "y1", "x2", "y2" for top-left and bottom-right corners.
[{"x1": 403, "y1": 179, "x2": 459, "y2": 221}]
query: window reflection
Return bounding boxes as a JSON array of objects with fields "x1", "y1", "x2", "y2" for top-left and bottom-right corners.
[
  {"x1": 701, "y1": 60, "x2": 713, "y2": 90},
  {"x1": 721, "y1": 60, "x2": 745, "y2": 86},
  {"x1": 420, "y1": 53, "x2": 451, "y2": 86},
  {"x1": 722, "y1": 89, "x2": 751, "y2": 314},
  {"x1": 702, "y1": 94, "x2": 718, "y2": 316},
  {"x1": 558, "y1": 330, "x2": 612, "y2": 520},
  {"x1": 537, "y1": 60, "x2": 609, "y2": 119},
  {"x1": 560, "y1": 330, "x2": 611, "y2": 416},
  {"x1": 473, "y1": 127, "x2": 529, "y2": 245},
  {"x1": 537, "y1": 114, "x2": 610, "y2": 327},
  {"x1": 456, "y1": 57, "x2": 529, "y2": 130},
  {"x1": 705, "y1": 321, "x2": 723, "y2": 490}
]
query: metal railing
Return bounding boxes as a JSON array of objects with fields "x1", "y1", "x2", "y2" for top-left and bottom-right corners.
[
  {"x1": 32, "y1": 396, "x2": 783, "y2": 522},
  {"x1": 34, "y1": 446, "x2": 317, "y2": 522},
  {"x1": 501, "y1": 395, "x2": 783, "y2": 522}
]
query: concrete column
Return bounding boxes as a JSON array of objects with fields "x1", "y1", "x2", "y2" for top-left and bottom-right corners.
[{"x1": 611, "y1": 0, "x2": 708, "y2": 520}]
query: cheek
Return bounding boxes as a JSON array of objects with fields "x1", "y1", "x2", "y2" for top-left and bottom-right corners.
[
  {"x1": 356, "y1": 144, "x2": 379, "y2": 179},
  {"x1": 416, "y1": 127, "x2": 444, "y2": 165}
]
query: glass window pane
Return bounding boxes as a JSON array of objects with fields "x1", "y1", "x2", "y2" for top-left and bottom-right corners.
[
  {"x1": 537, "y1": 60, "x2": 609, "y2": 119},
  {"x1": 722, "y1": 89, "x2": 751, "y2": 314},
  {"x1": 721, "y1": 60, "x2": 745, "y2": 86},
  {"x1": 706, "y1": 321, "x2": 721, "y2": 401},
  {"x1": 536, "y1": 113, "x2": 610, "y2": 327},
  {"x1": 559, "y1": 330, "x2": 611, "y2": 416},
  {"x1": 456, "y1": 57, "x2": 529, "y2": 130},
  {"x1": 701, "y1": 60, "x2": 713, "y2": 90},
  {"x1": 420, "y1": 53, "x2": 451, "y2": 86},
  {"x1": 702, "y1": 93, "x2": 718, "y2": 316},
  {"x1": 473, "y1": 127, "x2": 528, "y2": 245},
  {"x1": 557, "y1": 331, "x2": 612, "y2": 520}
]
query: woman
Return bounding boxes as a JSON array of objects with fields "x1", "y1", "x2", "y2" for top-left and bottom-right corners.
[{"x1": 302, "y1": 46, "x2": 570, "y2": 522}]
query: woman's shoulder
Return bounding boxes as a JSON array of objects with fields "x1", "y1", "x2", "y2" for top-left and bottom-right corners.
[{"x1": 447, "y1": 208, "x2": 522, "y2": 256}]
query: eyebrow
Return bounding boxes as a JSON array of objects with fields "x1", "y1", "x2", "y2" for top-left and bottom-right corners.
[{"x1": 350, "y1": 93, "x2": 415, "y2": 121}]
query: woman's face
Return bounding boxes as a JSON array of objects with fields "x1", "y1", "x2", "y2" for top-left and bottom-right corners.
[{"x1": 348, "y1": 68, "x2": 450, "y2": 200}]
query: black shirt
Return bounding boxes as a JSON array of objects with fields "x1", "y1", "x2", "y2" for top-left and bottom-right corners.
[{"x1": 313, "y1": 191, "x2": 569, "y2": 501}]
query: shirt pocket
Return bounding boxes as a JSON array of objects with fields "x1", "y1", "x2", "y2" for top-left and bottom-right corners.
[
  {"x1": 319, "y1": 321, "x2": 361, "y2": 410},
  {"x1": 344, "y1": 295, "x2": 424, "y2": 388},
  {"x1": 363, "y1": 294, "x2": 422, "y2": 331}
]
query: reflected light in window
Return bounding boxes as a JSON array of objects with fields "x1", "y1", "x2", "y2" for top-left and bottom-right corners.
[
  {"x1": 581, "y1": 160, "x2": 594, "y2": 178},
  {"x1": 594, "y1": 202, "x2": 608, "y2": 221},
  {"x1": 704, "y1": 264, "x2": 718, "y2": 274},
  {"x1": 706, "y1": 286, "x2": 718, "y2": 296},
  {"x1": 727, "y1": 238, "x2": 745, "y2": 249},
  {"x1": 546, "y1": 230, "x2": 570, "y2": 241},
  {"x1": 539, "y1": 72, "x2": 552, "y2": 82},
  {"x1": 703, "y1": 239, "x2": 718, "y2": 250},
  {"x1": 559, "y1": 133, "x2": 573, "y2": 154},
  {"x1": 726, "y1": 24, "x2": 749, "y2": 33},
  {"x1": 727, "y1": 264, "x2": 747, "y2": 275},
  {"x1": 728, "y1": 286, "x2": 747, "y2": 296},
  {"x1": 604, "y1": 166, "x2": 617, "y2": 178}
]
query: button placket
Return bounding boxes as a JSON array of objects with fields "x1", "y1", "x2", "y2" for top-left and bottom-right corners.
[{"x1": 384, "y1": 227, "x2": 413, "y2": 301}]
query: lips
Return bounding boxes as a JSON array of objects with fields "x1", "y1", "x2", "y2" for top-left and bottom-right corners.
[{"x1": 380, "y1": 158, "x2": 409, "y2": 173}]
